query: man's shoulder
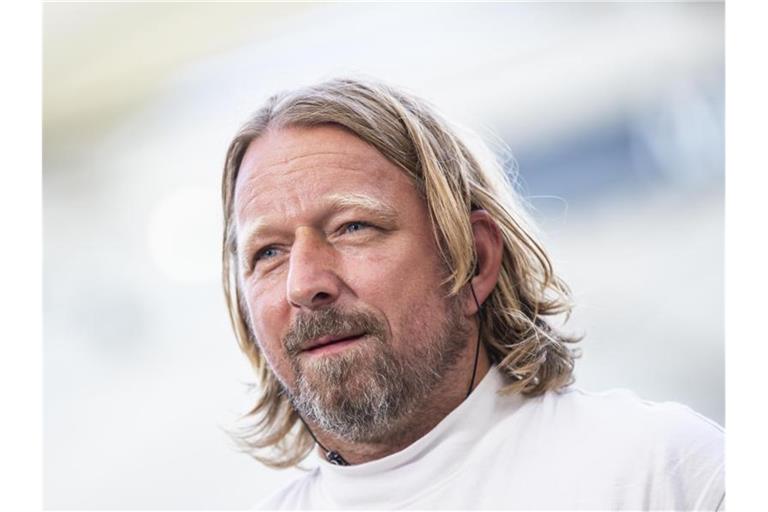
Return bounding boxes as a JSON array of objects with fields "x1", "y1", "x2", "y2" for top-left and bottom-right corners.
[
  {"x1": 253, "y1": 467, "x2": 320, "y2": 510},
  {"x1": 526, "y1": 386, "x2": 723, "y2": 448},
  {"x1": 541, "y1": 387, "x2": 722, "y2": 501},
  {"x1": 492, "y1": 386, "x2": 725, "y2": 509},
  {"x1": 549, "y1": 386, "x2": 722, "y2": 435},
  {"x1": 489, "y1": 384, "x2": 723, "y2": 475}
]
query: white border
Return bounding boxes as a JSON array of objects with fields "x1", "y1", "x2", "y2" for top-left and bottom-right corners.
[{"x1": 0, "y1": 1, "x2": 42, "y2": 511}]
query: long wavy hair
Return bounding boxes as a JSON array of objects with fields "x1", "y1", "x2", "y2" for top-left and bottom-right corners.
[{"x1": 221, "y1": 77, "x2": 581, "y2": 468}]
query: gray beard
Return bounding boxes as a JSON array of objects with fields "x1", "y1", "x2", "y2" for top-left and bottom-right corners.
[{"x1": 284, "y1": 304, "x2": 469, "y2": 443}]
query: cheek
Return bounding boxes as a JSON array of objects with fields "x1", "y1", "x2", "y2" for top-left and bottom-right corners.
[
  {"x1": 242, "y1": 280, "x2": 296, "y2": 386},
  {"x1": 344, "y1": 238, "x2": 448, "y2": 329}
]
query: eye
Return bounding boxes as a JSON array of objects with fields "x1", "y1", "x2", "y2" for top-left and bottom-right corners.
[
  {"x1": 252, "y1": 246, "x2": 280, "y2": 266},
  {"x1": 343, "y1": 221, "x2": 370, "y2": 234}
]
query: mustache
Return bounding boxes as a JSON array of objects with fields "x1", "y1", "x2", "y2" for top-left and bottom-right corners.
[{"x1": 283, "y1": 306, "x2": 389, "y2": 355}]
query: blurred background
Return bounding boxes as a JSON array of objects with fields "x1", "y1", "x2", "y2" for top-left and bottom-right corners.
[{"x1": 43, "y1": 2, "x2": 724, "y2": 509}]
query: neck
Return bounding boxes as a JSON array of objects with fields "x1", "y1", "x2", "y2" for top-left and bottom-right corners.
[{"x1": 309, "y1": 343, "x2": 491, "y2": 465}]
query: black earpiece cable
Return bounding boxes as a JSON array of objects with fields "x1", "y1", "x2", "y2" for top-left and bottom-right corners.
[
  {"x1": 296, "y1": 413, "x2": 349, "y2": 466},
  {"x1": 467, "y1": 283, "x2": 483, "y2": 399}
]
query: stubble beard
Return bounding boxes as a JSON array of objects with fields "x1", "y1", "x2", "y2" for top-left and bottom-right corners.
[{"x1": 283, "y1": 300, "x2": 470, "y2": 443}]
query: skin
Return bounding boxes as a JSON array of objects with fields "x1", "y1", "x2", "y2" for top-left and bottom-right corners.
[{"x1": 234, "y1": 124, "x2": 503, "y2": 464}]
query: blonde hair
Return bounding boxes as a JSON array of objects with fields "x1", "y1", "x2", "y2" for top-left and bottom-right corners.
[{"x1": 221, "y1": 77, "x2": 580, "y2": 468}]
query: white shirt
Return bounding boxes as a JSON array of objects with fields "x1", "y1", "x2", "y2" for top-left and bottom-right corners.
[{"x1": 259, "y1": 367, "x2": 724, "y2": 510}]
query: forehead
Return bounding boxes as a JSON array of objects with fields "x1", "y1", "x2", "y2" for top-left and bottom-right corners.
[{"x1": 234, "y1": 124, "x2": 419, "y2": 220}]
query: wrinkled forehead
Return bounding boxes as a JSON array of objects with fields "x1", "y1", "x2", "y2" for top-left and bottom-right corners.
[{"x1": 232, "y1": 124, "x2": 420, "y2": 219}]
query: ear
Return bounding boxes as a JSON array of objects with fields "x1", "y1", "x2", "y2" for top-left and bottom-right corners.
[{"x1": 465, "y1": 209, "x2": 503, "y2": 316}]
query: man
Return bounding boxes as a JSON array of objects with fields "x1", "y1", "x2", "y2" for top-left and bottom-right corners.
[{"x1": 221, "y1": 78, "x2": 724, "y2": 509}]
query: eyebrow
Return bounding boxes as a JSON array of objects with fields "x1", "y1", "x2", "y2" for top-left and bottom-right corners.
[
  {"x1": 325, "y1": 193, "x2": 398, "y2": 222},
  {"x1": 236, "y1": 193, "x2": 399, "y2": 268}
]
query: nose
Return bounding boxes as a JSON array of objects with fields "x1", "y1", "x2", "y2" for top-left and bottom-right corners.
[{"x1": 286, "y1": 227, "x2": 342, "y2": 310}]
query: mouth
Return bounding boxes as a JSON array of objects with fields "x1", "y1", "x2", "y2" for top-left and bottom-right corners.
[{"x1": 301, "y1": 333, "x2": 367, "y2": 355}]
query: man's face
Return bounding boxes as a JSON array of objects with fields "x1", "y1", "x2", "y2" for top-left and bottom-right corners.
[{"x1": 233, "y1": 124, "x2": 470, "y2": 441}]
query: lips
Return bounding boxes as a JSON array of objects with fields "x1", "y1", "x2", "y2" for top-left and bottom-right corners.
[{"x1": 301, "y1": 333, "x2": 366, "y2": 353}]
